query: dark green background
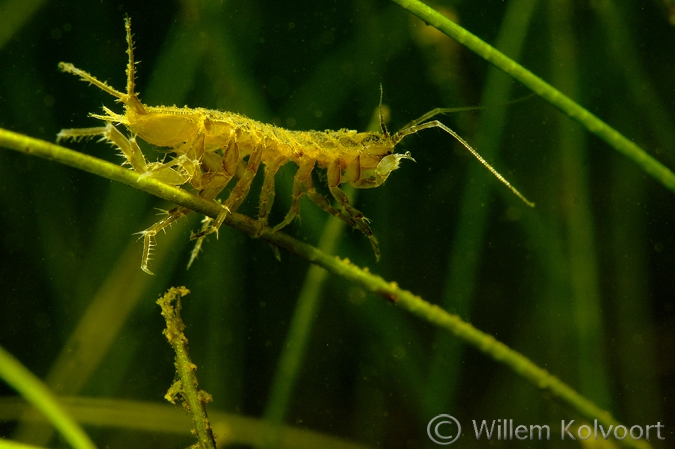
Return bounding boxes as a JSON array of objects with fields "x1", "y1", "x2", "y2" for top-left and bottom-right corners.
[{"x1": 0, "y1": 0, "x2": 673, "y2": 447}]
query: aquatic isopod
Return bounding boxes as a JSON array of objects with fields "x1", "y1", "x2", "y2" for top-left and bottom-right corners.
[{"x1": 57, "y1": 18, "x2": 533, "y2": 274}]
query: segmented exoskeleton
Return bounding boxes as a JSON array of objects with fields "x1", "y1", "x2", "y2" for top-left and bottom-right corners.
[{"x1": 57, "y1": 18, "x2": 533, "y2": 274}]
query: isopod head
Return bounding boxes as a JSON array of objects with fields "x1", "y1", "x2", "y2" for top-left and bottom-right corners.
[{"x1": 351, "y1": 151, "x2": 415, "y2": 189}]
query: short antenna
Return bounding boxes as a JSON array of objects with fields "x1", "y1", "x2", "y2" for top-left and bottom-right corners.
[{"x1": 379, "y1": 84, "x2": 390, "y2": 139}]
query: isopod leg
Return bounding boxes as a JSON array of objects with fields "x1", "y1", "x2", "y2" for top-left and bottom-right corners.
[
  {"x1": 58, "y1": 123, "x2": 148, "y2": 174},
  {"x1": 302, "y1": 176, "x2": 357, "y2": 229},
  {"x1": 58, "y1": 123, "x2": 192, "y2": 186},
  {"x1": 186, "y1": 216, "x2": 213, "y2": 270},
  {"x1": 328, "y1": 186, "x2": 380, "y2": 261},
  {"x1": 138, "y1": 206, "x2": 192, "y2": 275},
  {"x1": 186, "y1": 141, "x2": 240, "y2": 266},
  {"x1": 273, "y1": 159, "x2": 316, "y2": 232},
  {"x1": 191, "y1": 144, "x2": 263, "y2": 239},
  {"x1": 139, "y1": 129, "x2": 206, "y2": 186},
  {"x1": 325, "y1": 158, "x2": 379, "y2": 259},
  {"x1": 256, "y1": 155, "x2": 287, "y2": 235}
]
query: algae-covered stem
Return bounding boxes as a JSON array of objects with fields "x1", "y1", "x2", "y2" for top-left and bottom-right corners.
[{"x1": 157, "y1": 287, "x2": 217, "y2": 449}]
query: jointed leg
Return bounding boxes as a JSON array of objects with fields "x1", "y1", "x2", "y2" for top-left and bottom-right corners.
[
  {"x1": 186, "y1": 141, "x2": 240, "y2": 266},
  {"x1": 193, "y1": 140, "x2": 239, "y2": 198},
  {"x1": 186, "y1": 216, "x2": 213, "y2": 270},
  {"x1": 139, "y1": 129, "x2": 207, "y2": 186},
  {"x1": 273, "y1": 159, "x2": 315, "y2": 232},
  {"x1": 256, "y1": 156, "x2": 287, "y2": 235},
  {"x1": 141, "y1": 162, "x2": 237, "y2": 274},
  {"x1": 191, "y1": 144, "x2": 263, "y2": 240},
  {"x1": 328, "y1": 186, "x2": 380, "y2": 260},
  {"x1": 303, "y1": 173, "x2": 381, "y2": 258},
  {"x1": 302, "y1": 175, "x2": 358, "y2": 229},
  {"x1": 138, "y1": 206, "x2": 192, "y2": 275},
  {"x1": 58, "y1": 123, "x2": 148, "y2": 174},
  {"x1": 58, "y1": 123, "x2": 192, "y2": 186},
  {"x1": 326, "y1": 158, "x2": 379, "y2": 259}
]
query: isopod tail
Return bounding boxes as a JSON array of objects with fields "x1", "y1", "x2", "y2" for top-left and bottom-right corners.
[
  {"x1": 121, "y1": 17, "x2": 146, "y2": 115},
  {"x1": 57, "y1": 18, "x2": 146, "y2": 116},
  {"x1": 58, "y1": 62, "x2": 126, "y2": 101},
  {"x1": 124, "y1": 17, "x2": 138, "y2": 105}
]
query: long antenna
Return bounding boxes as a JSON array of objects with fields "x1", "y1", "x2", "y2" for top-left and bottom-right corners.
[{"x1": 393, "y1": 120, "x2": 534, "y2": 207}]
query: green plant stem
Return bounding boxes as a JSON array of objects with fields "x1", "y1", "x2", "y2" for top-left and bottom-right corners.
[
  {"x1": 389, "y1": 0, "x2": 675, "y2": 195},
  {"x1": 157, "y1": 287, "x2": 217, "y2": 449},
  {"x1": 0, "y1": 128, "x2": 651, "y2": 449},
  {"x1": 550, "y1": 0, "x2": 612, "y2": 409},
  {"x1": 0, "y1": 344, "x2": 96, "y2": 449},
  {"x1": 0, "y1": 396, "x2": 374, "y2": 449}
]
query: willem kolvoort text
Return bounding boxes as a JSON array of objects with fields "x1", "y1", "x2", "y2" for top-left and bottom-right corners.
[{"x1": 472, "y1": 419, "x2": 665, "y2": 441}]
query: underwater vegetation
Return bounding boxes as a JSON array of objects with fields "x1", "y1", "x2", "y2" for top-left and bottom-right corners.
[{"x1": 0, "y1": 0, "x2": 673, "y2": 447}]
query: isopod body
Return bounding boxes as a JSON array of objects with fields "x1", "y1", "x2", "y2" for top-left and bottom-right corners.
[{"x1": 57, "y1": 18, "x2": 532, "y2": 274}]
